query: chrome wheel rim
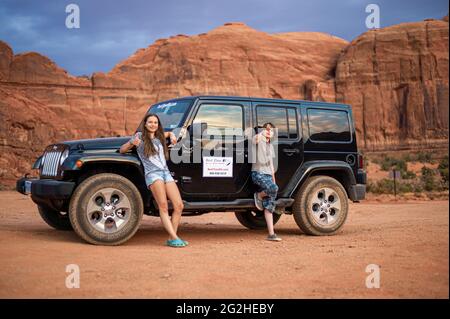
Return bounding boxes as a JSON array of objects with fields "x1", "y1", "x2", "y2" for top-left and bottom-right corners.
[
  {"x1": 86, "y1": 188, "x2": 131, "y2": 233},
  {"x1": 310, "y1": 187, "x2": 341, "y2": 227}
]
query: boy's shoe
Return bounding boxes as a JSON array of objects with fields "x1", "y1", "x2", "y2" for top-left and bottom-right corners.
[
  {"x1": 266, "y1": 234, "x2": 282, "y2": 242},
  {"x1": 254, "y1": 193, "x2": 264, "y2": 211}
]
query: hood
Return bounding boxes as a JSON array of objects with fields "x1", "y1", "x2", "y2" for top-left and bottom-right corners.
[{"x1": 60, "y1": 136, "x2": 131, "y2": 151}]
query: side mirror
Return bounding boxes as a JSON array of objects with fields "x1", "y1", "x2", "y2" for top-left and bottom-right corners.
[{"x1": 188, "y1": 122, "x2": 207, "y2": 138}]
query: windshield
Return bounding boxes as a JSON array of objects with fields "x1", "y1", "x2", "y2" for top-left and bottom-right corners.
[{"x1": 144, "y1": 99, "x2": 193, "y2": 131}]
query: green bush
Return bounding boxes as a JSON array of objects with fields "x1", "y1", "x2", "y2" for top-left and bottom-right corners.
[
  {"x1": 367, "y1": 179, "x2": 394, "y2": 194},
  {"x1": 367, "y1": 178, "x2": 432, "y2": 195},
  {"x1": 438, "y1": 155, "x2": 449, "y2": 184},
  {"x1": 421, "y1": 166, "x2": 442, "y2": 191},
  {"x1": 379, "y1": 156, "x2": 407, "y2": 172},
  {"x1": 402, "y1": 154, "x2": 412, "y2": 162},
  {"x1": 401, "y1": 170, "x2": 416, "y2": 180},
  {"x1": 417, "y1": 151, "x2": 434, "y2": 163}
]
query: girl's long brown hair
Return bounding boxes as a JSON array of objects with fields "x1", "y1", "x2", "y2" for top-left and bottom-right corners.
[{"x1": 140, "y1": 113, "x2": 169, "y2": 160}]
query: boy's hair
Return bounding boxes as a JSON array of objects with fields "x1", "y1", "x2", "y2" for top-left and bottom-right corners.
[{"x1": 262, "y1": 122, "x2": 275, "y2": 129}]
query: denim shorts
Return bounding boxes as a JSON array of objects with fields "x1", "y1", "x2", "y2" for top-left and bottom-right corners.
[{"x1": 145, "y1": 170, "x2": 174, "y2": 187}]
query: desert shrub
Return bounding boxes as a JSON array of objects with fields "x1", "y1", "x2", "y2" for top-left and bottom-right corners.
[
  {"x1": 399, "y1": 182, "x2": 415, "y2": 193},
  {"x1": 438, "y1": 155, "x2": 449, "y2": 185},
  {"x1": 401, "y1": 170, "x2": 416, "y2": 180},
  {"x1": 367, "y1": 179, "x2": 422, "y2": 195},
  {"x1": 417, "y1": 151, "x2": 434, "y2": 163},
  {"x1": 367, "y1": 179, "x2": 394, "y2": 194},
  {"x1": 421, "y1": 166, "x2": 439, "y2": 191},
  {"x1": 379, "y1": 156, "x2": 407, "y2": 172},
  {"x1": 402, "y1": 154, "x2": 412, "y2": 162}
]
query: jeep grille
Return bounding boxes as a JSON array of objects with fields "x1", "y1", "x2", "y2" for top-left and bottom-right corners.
[{"x1": 40, "y1": 145, "x2": 66, "y2": 177}]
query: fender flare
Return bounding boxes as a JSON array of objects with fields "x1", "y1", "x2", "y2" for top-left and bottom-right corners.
[{"x1": 287, "y1": 160, "x2": 356, "y2": 198}]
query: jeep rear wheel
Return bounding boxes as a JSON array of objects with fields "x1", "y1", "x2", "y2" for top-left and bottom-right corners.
[
  {"x1": 38, "y1": 205, "x2": 73, "y2": 231},
  {"x1": 293, "y1": 176, "x2": 348, "y2": 235},
  {"x1": 234, "y1": 210, "x2": 281, "y2": 230},
  {"x1": 69, "y1": 173, "x2": 143, "y2": 245}
]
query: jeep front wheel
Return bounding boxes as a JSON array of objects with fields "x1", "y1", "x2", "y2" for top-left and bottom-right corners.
[
  {"x1": 38, "y1": 205, "x2": 73, "y2": 231},
  {"x1": 69, "y1": 173, "x2": 143, "y2": 245},
  {"x1": 293, "y1": 176, "x2": 348, "y2": 235},
  {"x1": 234, "y1": 210, "x2": 281, "y2": 230}
]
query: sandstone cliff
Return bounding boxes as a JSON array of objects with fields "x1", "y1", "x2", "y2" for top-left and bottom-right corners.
[
  {"x1": 0, "y1": 18, "x2": 448, "y2": 188},
  {"x1": 336, "y1": 18, "x2": 449, "y2": 151}
]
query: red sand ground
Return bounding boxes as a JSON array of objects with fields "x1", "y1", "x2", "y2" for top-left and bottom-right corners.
[{"x1": 0, "y1": 191, "x2": 448, "y2": 298}]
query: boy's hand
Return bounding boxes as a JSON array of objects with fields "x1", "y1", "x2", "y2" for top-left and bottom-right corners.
[{"x1": 130, "y1": 133, "x2": 141, "y2": 147}]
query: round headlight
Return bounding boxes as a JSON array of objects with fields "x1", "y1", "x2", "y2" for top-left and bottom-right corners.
[{"x1": 60, "y1": 149, "x2": 69, "y2": 165}]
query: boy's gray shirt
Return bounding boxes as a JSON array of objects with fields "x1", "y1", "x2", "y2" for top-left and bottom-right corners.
[{"x1": 251, "y1": 133, "x2": 275, "y2": 175}]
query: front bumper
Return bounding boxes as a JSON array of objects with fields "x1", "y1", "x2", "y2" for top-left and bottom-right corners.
[{"x1": 17, "y1": 177, "x2": 75, "y2": 198}]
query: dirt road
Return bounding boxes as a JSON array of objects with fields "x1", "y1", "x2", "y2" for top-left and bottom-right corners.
[{"x1": 0, "y1": 191, "x2": 448, "y2": 298}]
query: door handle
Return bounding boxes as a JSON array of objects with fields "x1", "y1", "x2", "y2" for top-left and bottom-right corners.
[
  {"x1": 283, "y1": 148, "x2": 300, "y2": 155},
  {"x1": 181, "y1": 176, "x2": 192, "y2": 183}
]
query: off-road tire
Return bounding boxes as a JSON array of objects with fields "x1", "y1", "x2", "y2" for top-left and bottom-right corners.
[
  {"x1": 235, "y1": 210, "x2": 282, "y2": 230},
  {"x1": 38, "y1": 205, "x2": 73, "y2": 231},
  {"x1": 293, "y1": 175, "x2": 348, "y2": 235},
  {"x1": 69, "y1": 173, "x2": 143, "y2": 245}
]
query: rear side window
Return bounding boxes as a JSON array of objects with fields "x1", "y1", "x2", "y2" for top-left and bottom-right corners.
[
  {"x1": 256, "y1": 106, "x2": 298, "y2": 139},
  {"x1": 307, "y1": 108, "x2": 351, "y2": 142}
]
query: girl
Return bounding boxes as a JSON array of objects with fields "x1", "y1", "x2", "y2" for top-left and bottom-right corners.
[
  {"x1": 252, "y1": 122, "x2": 282, "y2": 241},
  {"x1": 120, "y1": 113, "x2": 187, "y2": 247}
]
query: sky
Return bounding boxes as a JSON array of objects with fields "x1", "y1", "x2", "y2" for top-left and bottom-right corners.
[{"x1": 0, "y1": 0, "x2": 448, "y2": 76}]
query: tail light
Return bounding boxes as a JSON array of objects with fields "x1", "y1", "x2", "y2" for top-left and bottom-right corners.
[{"x1": 358, "y1": 153, "x2": 364, "y2": 169}]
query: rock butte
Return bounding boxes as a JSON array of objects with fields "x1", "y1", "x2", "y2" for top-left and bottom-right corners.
[{"x1": 0, "y1": 17, "x2": 448, "y2": 188}]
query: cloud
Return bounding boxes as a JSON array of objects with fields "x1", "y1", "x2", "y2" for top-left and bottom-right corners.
[{"x1": 0, "y1": 0, "x2": 448, "y2": 75}]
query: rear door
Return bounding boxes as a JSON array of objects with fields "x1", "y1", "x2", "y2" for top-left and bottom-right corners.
[
  {"x1": 170, "y1": 99, "x2": 252, "y2": 199},
  {"x1": 251, "y1": 101, "x2": 303, "y2": 193}
]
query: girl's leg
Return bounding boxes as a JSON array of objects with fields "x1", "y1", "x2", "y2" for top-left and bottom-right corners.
[
  {"x1": 149, "y1": 180, "x2": 178, "y2": 240},
  {"x1": 165, "y1": 181, "x2": 184, "y2": 234}
]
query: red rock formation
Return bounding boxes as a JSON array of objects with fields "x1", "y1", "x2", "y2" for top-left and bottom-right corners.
[
  {"x1": 336, "y1": 18, "x2": 449, "y2": 151},
  {"x1": 0, "y1": 18, "x2": 449, "y2": 188},
  {"x1": 0, "y1": 23, "x2": 348, "y2": 188}
]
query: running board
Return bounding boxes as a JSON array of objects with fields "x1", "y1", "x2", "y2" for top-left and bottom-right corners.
[{"x1": 181, "y1": 198, "x2": 294, "y2": 211}]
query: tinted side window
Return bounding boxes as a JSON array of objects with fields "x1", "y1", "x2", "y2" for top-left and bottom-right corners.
[
  {"x1": 287, "y1": 108, "x2": 298, "y2": 139},
  {"x1": 256, "y1": 106, "x2": 289, "y2": 139},
  {"x1": 194, "y1": 104, "x2": 243, "y2": 135},
  {"x1": 307, "y1": 108, "x2": 351, "y2": 142}
]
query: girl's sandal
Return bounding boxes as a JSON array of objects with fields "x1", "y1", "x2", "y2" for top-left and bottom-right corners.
[{"x1": 166, "y1": 238, "x2": 187, "y2": 247}]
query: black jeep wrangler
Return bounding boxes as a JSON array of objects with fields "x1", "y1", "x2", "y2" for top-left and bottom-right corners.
[{"x1": 17, "y1": 96, "x2": 366, "y2": 245}]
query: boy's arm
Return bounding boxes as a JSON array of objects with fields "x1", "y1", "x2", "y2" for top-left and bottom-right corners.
[{"x1": 252, "y1": 132, "x2": 261, "y2": 144}]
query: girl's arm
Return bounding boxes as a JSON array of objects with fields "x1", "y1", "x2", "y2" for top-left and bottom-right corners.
[
  {"x1": 165, "y1": 131, "x2": 177, "y2": 145},
  {"x1": 120, "y1": 133, "x2": 141, "y2": 154}
]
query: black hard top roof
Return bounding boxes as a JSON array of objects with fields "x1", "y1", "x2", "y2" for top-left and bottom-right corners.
[{"x1": 158, "y1": 95, "x2": 351, "y2": 109}]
